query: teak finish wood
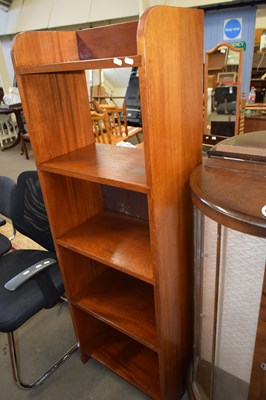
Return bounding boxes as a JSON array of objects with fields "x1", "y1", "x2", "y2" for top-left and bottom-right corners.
[
  {"x1": 72, "y1": 309, "x2": 160, "y2": 399},
  {"x1": 70, "y1": 268, "x2": 157, "y2": 349},
  {"x1": 12, "y1": 6, "x2": 204, "y2": 399},
  {"x1": 56, "y1": 211, "x2": 154, "y2": 284},
  {"x1": 138, "y1": 7, "x2": 204, "y2": 399},
  {"x1": 40, "y1": 144, "x2": 148, "y2": 193},
  {"x1": 15, "y1": 56, "x2": 142, "y2": 75}
]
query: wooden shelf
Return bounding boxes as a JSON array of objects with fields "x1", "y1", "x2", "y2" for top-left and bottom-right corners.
[
  {"x1": 93, "y1": 331, "x2": 160, "y2": 399},
  {"x1": 40, "y1": 144, "x2": 148, "y2": 194},
  {"x1": 208, "y1": 67, "x2": 224, "y2": 71},
  {"x1": 15, "y1": 55, "x2": 142, "y2": 74},
  {"x1": 56, "y1": 211, "x2": 154, "y2": 284},
  {"x1": 74, "y1": 310, "x2": 160, "y2": 399},
  {"x1": 71, "y1": 269, "x2": 157, "y2": 350}
]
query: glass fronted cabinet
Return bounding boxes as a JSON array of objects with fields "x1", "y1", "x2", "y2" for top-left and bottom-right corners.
[{"x1": 189, "y1": 132, "x2": 266, "y2": 400}]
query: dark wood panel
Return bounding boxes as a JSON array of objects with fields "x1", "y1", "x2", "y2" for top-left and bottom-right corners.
[
  {"x1": 244, "y1": 115, "x2": 266, "y2": 133},
  {"x1": 101, "y1": 185, "x2": 148, "y2": 221},
  {"x1": 190, "y1": 162, "x2": 266, "y2": 237},
  {"x1": 77, "y1": 21, "x2": 138, "y2": 60}
]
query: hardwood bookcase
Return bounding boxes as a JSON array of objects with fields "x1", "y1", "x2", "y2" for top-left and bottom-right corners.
[{"x1": 12, "y1": 6, "x2": 203, "y2": 399}]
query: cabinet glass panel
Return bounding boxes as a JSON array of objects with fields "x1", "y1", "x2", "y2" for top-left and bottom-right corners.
[{"x1": 192, "y1": 209, "x2": 266, "y2": 400}]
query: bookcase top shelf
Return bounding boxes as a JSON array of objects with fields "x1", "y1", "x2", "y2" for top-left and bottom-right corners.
[
  {"x1": 14, "y1": 55, "x2": 142, "y2": 75},
  {"x1": 40, "y1": 144, "x2": 148, "y2": 194}
]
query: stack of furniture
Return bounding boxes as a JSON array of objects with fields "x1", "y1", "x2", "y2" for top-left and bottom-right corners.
[{"x1": 12, "y1": 6, "x2": 203, "y2": 399}]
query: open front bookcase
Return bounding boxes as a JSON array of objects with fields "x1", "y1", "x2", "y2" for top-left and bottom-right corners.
[{"x1": 12, "y1": 6, "x2": 203, "y2": 399}]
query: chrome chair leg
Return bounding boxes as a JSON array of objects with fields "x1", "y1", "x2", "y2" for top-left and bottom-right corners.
[{"x1": 7, "y1": 331, "x2": 78, "y2": 390}]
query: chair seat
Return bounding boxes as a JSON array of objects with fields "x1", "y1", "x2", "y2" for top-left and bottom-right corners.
[
  {"x1": 0, "y1": 233, "x2": 12, "y2": 256},
  {"x1": 216, "y1": 101, "x2": 236, "y2": 115},
  {"x1": 0, "y1": 249, "x2": 63, "y2": 332}
]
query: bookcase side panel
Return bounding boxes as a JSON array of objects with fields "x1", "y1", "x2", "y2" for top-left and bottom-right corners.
[
  {"x1": 12, "y1": 31, "x2": 79, "y2": 67},
  {"x1": 137, "y1": 6, "x2": 204, "y2": 399},
  {"x1": 16, "y1": 72, "x2": 94, "y2": 164}
]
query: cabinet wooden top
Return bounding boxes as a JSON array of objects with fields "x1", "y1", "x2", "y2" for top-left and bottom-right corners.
[{"x1": 190, "y1": 159, "x2": 266, "y2": 237}]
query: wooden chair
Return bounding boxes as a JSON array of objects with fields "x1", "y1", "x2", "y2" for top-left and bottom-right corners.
[
  {"x1": 99, "y1": 103, "x2": 142, "y2": 143},
  {"x1": 91, "y1": 110, "x2": 140, "y2": 145},
  {"x1": 91, "y1": 111, "x2": 111, "y2": 144},
  {"x1": 240, "y1": 99, "x2": 266, "y2": 134},
  {"x1": 91, "y1": 111, "x2": 124, "y2": 145},
  {"x1": 20, "y1": 132, "x2": 30, "y2": 159},
  {"x1": 238, "y1": 92, "x2": 246, "y2": 135}
]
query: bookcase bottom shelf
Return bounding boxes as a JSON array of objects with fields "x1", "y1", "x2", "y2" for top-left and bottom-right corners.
[{"x1": 72, "y1": 307, "x2": 161, "y2": 399}]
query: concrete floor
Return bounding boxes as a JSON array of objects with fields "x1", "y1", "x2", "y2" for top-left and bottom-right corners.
[
  {"x1": 0, "y1": 302, "x2": 152, "y2": 400},
  {"x1": 0, "y1": 142, "x2": 189, "y2": 400}
]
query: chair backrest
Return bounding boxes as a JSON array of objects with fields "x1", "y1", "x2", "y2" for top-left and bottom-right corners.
[
  {"x1": 91, "y1": 111, "x2": 112, "y2": 144},
  {"x1": 214, "y1": 85, "x2": 237, "y2": 104},
  {"x1": 0, "y1": 176, "x2": 16, "y2": 219},
  {"x1": 99, "y1": 103, "x2": 129, "y2": 136},
  {"x1": 11, "y1": 171, "x2": 55, "y2": 252}
]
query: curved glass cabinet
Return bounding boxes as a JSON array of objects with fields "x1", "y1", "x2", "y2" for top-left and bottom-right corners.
[{"x1": 189, "y1": 152, "x2": 266, "y2": 400}]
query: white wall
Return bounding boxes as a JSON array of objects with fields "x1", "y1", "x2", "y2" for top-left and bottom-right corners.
[
  {"x1": 0, "y1": 36, "x2": 13, "y2": 91},
  {"x1": 1, "y1": 1, "x2": 266, "y2": 97},
  {"x1": 0, "y1": 0, "x2": 140, "y2": 34},
  {"x1": 255, "y1": 6, "x2": 266, "y2": 29},
  {"x1": 0, "y1": 0, "x2": 140, "y2": 90}
]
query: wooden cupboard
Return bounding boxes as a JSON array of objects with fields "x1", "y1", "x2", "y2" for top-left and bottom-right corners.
[{"x1": 11, "y1": 6, "x2": 204, "y2": 399}]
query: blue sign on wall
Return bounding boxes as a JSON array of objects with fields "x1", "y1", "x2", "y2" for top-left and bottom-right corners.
[{"x1": 224, "y1": 18, "x2": 242, "y2": 40}]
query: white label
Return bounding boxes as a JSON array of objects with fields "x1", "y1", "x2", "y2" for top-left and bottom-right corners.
[
  {"x1": 113, "y1": 58, "x2": 122, "y2": 66},
  {"x1": 124, "y1": 57, "x2": 134, "y2": 65}
]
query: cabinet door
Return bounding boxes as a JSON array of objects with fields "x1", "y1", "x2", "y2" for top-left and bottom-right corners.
[{"x1": 249, "y1": 266, "x2": 266, "y2": 400}]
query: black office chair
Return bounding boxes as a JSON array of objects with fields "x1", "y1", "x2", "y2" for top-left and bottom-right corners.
[
  {"x1": 0, "y1": 175, "x2": 16, "y2": 255},
  {"x1": 213, "y1": 85, "x2": 237, "y2": 115},
  {"x1": 0, "y1": 171, "x2": 78, "y2": 389}
]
